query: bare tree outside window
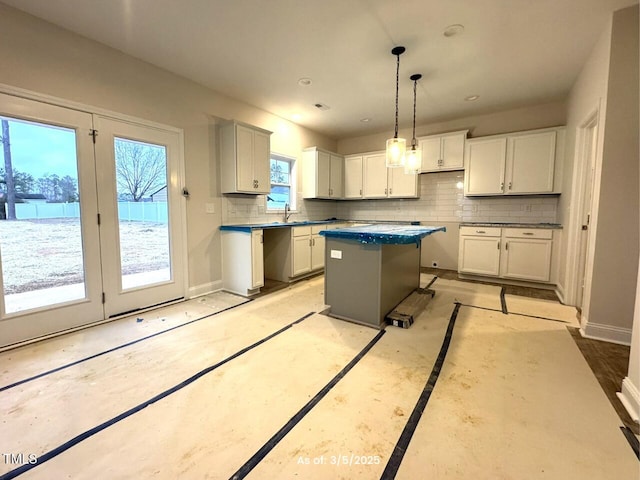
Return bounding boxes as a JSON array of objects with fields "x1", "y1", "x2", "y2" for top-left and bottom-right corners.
[
  {"x1": 115, "y1": 138, "x2": 167, "y2": 202},
  {"x1": 1, "y1": 119, "x2": 16, "y2": 219}
]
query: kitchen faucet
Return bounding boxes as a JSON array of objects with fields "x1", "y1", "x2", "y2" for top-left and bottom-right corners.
[{"x1": 284, "y1": 203, "x2": 293, "y2": 223}]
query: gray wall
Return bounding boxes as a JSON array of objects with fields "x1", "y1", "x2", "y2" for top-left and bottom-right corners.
[
  {"x1": 0, "y1": 3, "x2": 336, "y2": 295},
  {"x1": 587, "y1": 5, "x2": 639, "y2": 335}
]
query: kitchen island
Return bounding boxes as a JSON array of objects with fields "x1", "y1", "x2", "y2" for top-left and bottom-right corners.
[{"x1": 319, "y1": 224, "x2": 445, "y2": 328}]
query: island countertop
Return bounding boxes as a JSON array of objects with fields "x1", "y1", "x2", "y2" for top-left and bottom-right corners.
[{"x1": 319, "y1": 224, "x2": 446, "y2": 245}]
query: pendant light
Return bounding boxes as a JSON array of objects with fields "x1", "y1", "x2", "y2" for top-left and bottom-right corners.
[
  {"x1": 404, "y1": 73, "x2": 422, "y2": 174},
  {"x1": 386, "y1": 46, "x2": 406, "y2": 168}
]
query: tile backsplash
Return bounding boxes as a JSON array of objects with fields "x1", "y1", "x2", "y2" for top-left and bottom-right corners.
[
  {"x1": 223, "y1": 170, "x2": 558, "y2": 225},
  {"x1": 222, "y1": 192, "x2": 338, "y2": 224},
  {"x1": 336, "y1": 171, "x2": 558, "y2": 224}
]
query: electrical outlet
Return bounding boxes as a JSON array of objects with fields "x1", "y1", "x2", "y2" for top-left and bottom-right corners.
[
  {"x1": 523, "y1": 204, "x2": 532, "y2": 212},
  {"x1": 432, "y1": 261, "x2": 439, "y2": 268},
  {"x1": 471, "y1": 204, "x2": 478, "y2": 213},
  {"x1": 205, "y1": 202, "x2": 215, "y2": 214}
]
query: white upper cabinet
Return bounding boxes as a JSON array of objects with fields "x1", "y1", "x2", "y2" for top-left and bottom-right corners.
[
  {"x1": 362, "y1": 151, "x2": 418, "y2": 199},
  {"x1": 220, "y1": 121, "x2": 272, "y2": 194},
  {"x1": 388, "y1": 166, "x2": 418, "y2": 198},
  {"x1": 464, "y1": 137, "x2": 507, "y2": 195},
  {"x1": 302, "y1": 147, "x2": 344, "y2": 199},
  {"x1": 344, "y1": 154, "x2": 364, "y2": 199},
  {"x1": 464, "y1": 127, "x2": 564, "y2": 196},
  {"x1": 419, "y1": 130, "x2": 468, "y2": 172},
  {"x1": 363, "y1": 153, "x2": 388, "y2": 198},
  {"x1": 506, "y1": 130, "x2": 556, "y2": 194}
]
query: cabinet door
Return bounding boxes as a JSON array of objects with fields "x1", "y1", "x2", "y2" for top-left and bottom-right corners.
[
  {"x1": 419, "y1": 137, "x2": 442, "y2": 172},
  {"x1": 464, "y1": 137, "x2": 507, "y2": 195},
  {"x1": 253, "y1": 130, "x2": 271, "y2": 194},
  {"x1": 344, "y1": 155, "x2": 363, "y2": 198},
  {"x1": 501, "y1": 239, "x2": 552, "y2": 281},
  {"x1": 388, "y1": 167, "x2": 418, "y2": 198},
  {"x1": 251, "y1": 230, "x2": 264, "y2": 288},
  {"x1": 315, "y1": 150, "x2": 331, "y2": 198},
  {"x1": 329, "y1": 154, "x2": 344, "y2": 198},
  {"x1": 506, "y1": 131, "x2": 556, "y2": 194},
  {"x1": 236, "y1": 125, "x2": 255, "y2": 192},
  {"x1": 363, "y1": 153, "x2": 388, "y2": 198},
  {"x1": 291, "y1": 235, "x2": 312, "y2": 276},
  {"x1": 441, "y1": 132, "x2": 465, "y2": 170},
  {"x1": 311, "y1": 234, "x2": 325, "y2": 270},
  {"x1": 458, "y1": 236, "x2": 501, "y2": 276}
]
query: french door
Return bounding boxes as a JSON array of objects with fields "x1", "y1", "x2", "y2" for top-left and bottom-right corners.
[{"x1": 0, "y1": 94, "x2": 185, "y2": 347}]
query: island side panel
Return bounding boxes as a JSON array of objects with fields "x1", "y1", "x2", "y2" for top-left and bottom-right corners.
[
  {"x1": 324, "y1": 238, "x2": 382, "y2": 328},
  {"x1": 379, "y1": 243, "x2": 421, "y2": 321}
]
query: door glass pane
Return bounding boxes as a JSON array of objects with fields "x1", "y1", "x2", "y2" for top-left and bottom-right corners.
[
  {"x1": 0, "y1": 116, "x2": 86, "y2": 313},
  {"x1": 114, "y1": 137, "x2": 170, "y2": 290}
]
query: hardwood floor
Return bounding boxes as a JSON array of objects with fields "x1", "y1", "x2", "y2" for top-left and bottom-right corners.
[{"x1": 568, "y1": 327, "x2": 639, "y2": 435}]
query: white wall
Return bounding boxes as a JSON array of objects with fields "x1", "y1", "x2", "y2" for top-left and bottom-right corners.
[
  {"x1": 337, "y1": 101, "x2": 566, "y2": 155},
  {"x1": 0, "y1": 3, "x2": 336, "y2": 295}
]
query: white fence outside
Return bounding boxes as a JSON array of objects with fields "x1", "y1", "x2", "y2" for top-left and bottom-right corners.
[{"x1": 14, "y1": 202, "x2": 168, "y2": 223}]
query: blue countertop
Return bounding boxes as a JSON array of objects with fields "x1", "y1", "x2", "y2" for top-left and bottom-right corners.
[
  {"x1": 320, "y1": 224, "x2": 446, "y2": 245},
  {"x1": 220, "y1": 220, "x2": 337, "y2": 233}
]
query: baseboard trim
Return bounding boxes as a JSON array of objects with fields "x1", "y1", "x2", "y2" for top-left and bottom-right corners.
[
  {"x1": 580, "y1": 322, "x2": 632, "y2": 345},
  {"x1": 187, "y1": 280, "x2": 223, "y2": 299},
  {"x1": 617, "y1": 377, "x2": 640, "y2": 423}
]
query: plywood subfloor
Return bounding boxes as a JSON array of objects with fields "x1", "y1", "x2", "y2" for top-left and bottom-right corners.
[{"x1": 1, "y1": 276, "x2": 637, "y2": 479}]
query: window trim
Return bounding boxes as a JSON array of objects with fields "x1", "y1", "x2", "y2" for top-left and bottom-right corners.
[{"x1": 266, "y1": 153, "x2": 296, "y2": 212}]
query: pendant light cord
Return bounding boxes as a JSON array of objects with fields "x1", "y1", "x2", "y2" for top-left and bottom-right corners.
[
  {"x1": 394, "y1": 52, "x2": 400, "y2": 139},
  {"x1": 412, "y1": 78, "x2": 417, "y2": 148}
]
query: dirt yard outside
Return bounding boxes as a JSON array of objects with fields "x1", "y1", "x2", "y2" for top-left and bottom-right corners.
[{"x1": 0, "y1": 218, "x2": 170, "y2": 294}]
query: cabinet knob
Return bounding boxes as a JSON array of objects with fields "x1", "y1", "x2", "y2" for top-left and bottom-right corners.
[
  {"x1": 522, "y1": 232, "x2": 534, "y2": 236},
  {"x1": 505, "y1": 242, "x2": 509, "y2": 250},
  {"x1": 476, "y1": 230, "x2": 486, "y2": 234},
  {"x1": 497, "y1": 241, "x2": 500, "y2": 249},
  {"x1": 508, "y1": 182, "x2": 512, "y2": 190},
  {"x1": 500, "y1": 182, "x2": 504, "y2": 191}
]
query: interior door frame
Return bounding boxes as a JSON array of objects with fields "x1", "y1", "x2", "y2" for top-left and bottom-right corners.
[
  {"x1": 0, "y1": 83, "x2": 188, "y2": 348},
  {"x1": 563, "y1": 105, "x2": 601, "y2": 320}
]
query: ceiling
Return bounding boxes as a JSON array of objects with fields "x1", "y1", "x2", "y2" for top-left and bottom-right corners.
[{"x1": 2, "y1": 0, "x2": 637, "y2": 139}]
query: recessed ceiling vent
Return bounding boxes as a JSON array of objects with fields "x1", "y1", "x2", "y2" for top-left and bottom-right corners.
[{"x1": 314, "y1": 103, "x2": 330, "y2": 111}]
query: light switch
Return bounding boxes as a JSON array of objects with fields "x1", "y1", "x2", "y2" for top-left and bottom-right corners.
[{"x1": 330, "y1": 249, "x2": 342, "y2": 259}]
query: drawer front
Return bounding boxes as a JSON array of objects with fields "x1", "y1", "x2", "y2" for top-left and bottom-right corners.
[
  {"x1": 459, "y1": 226, "x2": 502, "y2": 237},
  {"x1": 291, "y1": 225, "x2": 312, "y2": 237},
  {"x1": 311, "y1": 225, "x2": 326, "y2": 234},
  {"x1": 503, "y1": 228, "x2": 552, "y2": 239}
]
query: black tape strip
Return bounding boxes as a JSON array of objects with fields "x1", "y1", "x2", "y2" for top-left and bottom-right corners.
[
  {"x1": 0, "y1": 297, "x2": 252, "y2": 393},
  {"x1": 380, "y1": 303, "x2": 461, "y2": 480},
  {"x1": 620, "y1": 426, "x2": 640, "y2": 460},
  {"x1": 425, "y1": 276, "x2": 438, "y2": 289},
  {"x1": 458, "y1": 303, "x2": 570, "y2": 324},
  {"x1": 500, "y1": 287, "x2": 508, "y2": 314},
  {"x1": 0, "y1": 311, "x2": 315, "y2": 480},
  {"x1": 229, "y1": 329, "x2": 386, "y2": 480}
]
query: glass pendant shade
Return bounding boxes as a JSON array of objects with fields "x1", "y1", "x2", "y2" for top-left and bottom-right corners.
[
  {"x1": 386, "y1": 137, "x2": 406, "y2": 167},
  {"x1": 404, "y1": 146, "x2": 422, "y2": 174}
]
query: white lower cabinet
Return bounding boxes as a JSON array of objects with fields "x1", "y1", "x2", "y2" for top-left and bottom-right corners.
[
  {"x1": 222, "y1": 229, "x2": 264, "y2": 295},
  {"x1": 311, "y1": 230, "x2": 325, "y2": 270},
  {"x1": 291, "y1": 228, "x2": 312, "y2": 276},
  {"x1": 500, "y1": 228, "x2": 553, "y2": 282},
  {"x1": 458, "y1": 227, "x2": 502, "y2": 276},
  {"x1": 291, "y1": 225, "x2": 326, "y2": 277},
  {"x1": 458, "y1": 226, "x2": 554, "y2": 283}
]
